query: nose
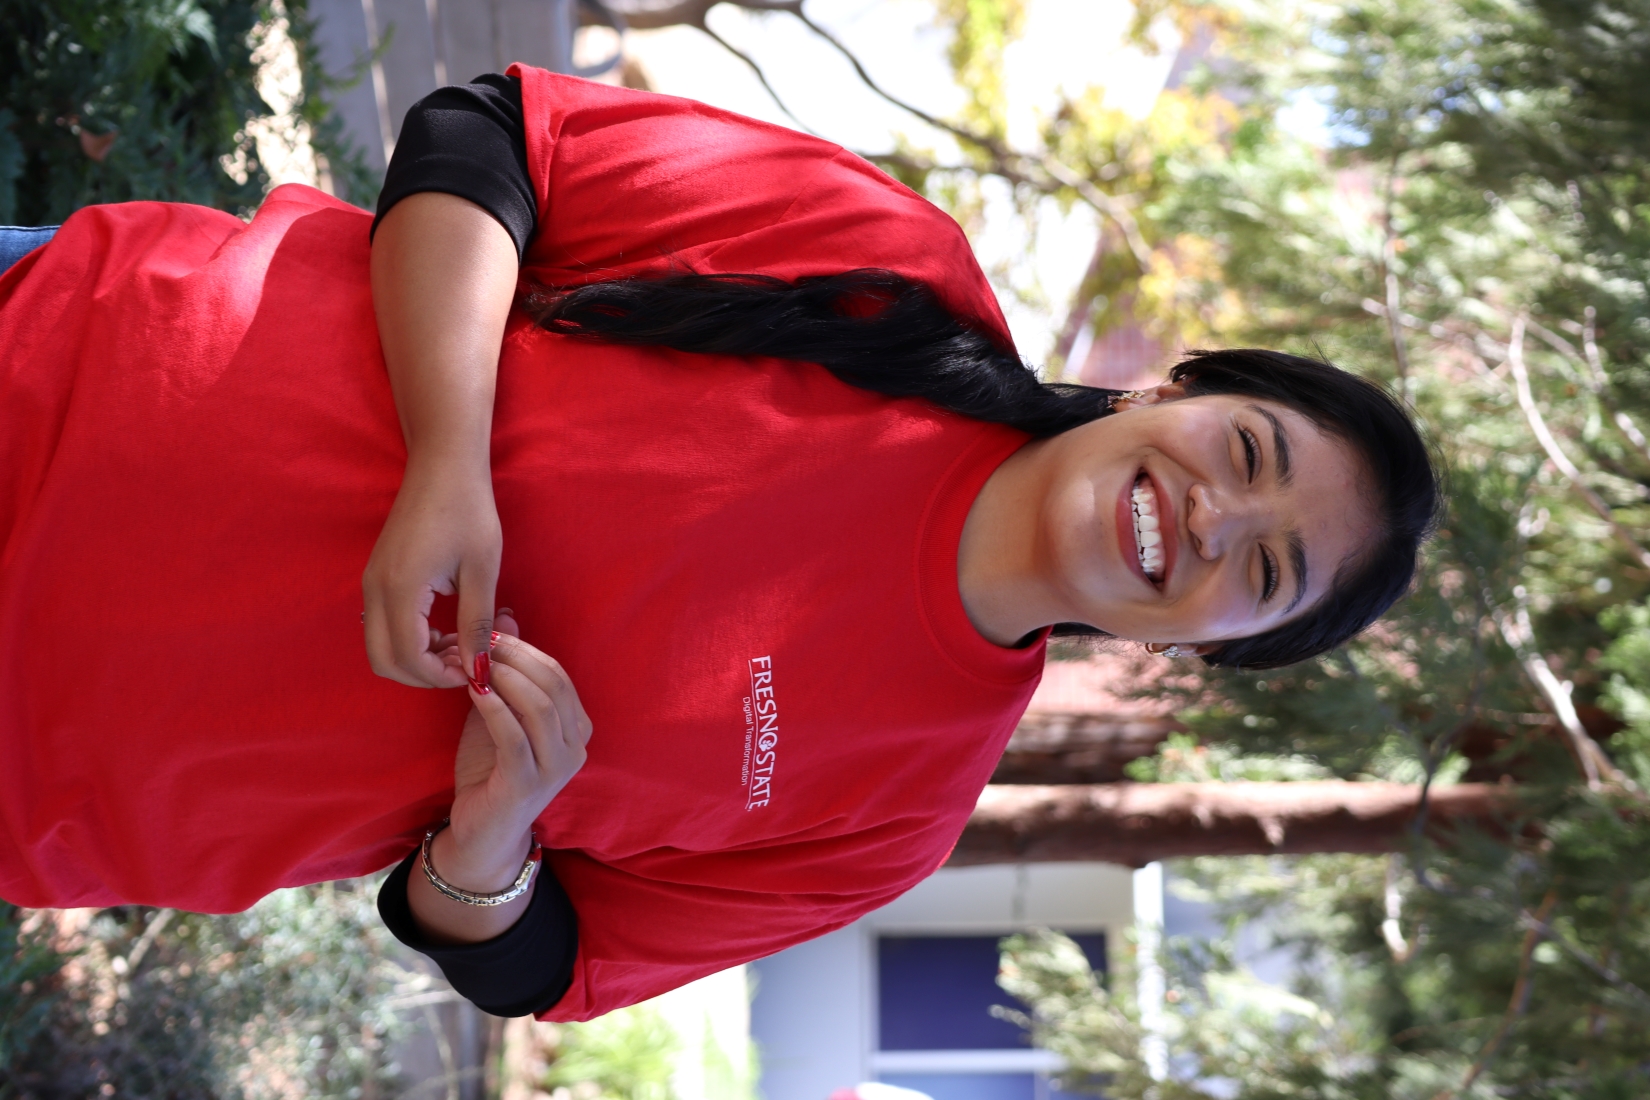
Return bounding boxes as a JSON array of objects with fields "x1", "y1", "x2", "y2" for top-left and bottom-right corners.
[{"x1": 1186, "y1": 483, "x2": 1262, "y2": 559}]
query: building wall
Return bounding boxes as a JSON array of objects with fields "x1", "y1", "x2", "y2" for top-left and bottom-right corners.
[
  {"x1": 306, "y1": 0, "x2": 588, "y2": 177},
  {"x1": 750, "y1": 863, "x2": 1138, "y2": 1100}
]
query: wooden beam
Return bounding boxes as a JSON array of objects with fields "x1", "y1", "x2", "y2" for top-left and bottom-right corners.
[
  {"x1": 991, "y1": 711, "x2": 1180, "y2": 784},
  {"x1": 949, "y1": 781, "x2": 1510, "y2": 867}
]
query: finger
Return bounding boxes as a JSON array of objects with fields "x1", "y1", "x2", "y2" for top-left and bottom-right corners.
[
  {"x1": 495, "y1": 608, "x2": 519, "y2": 639},
  {"x1": 456, "y1": 552, "x2": 501, "y2": 688},
  {"x1": 362, "y1": 585, "x2": 450, "y2": 689},
  {"x1": 488, "y1": 661, "x2": 557, "y2": 769},
  {"x1": 386, "y1": 585, "x2": 465, "y2": 689},
  {"x1": 490, "y1": 638, "x2": 593, "y2": 751},
  {"x1": 470, "y1": 677, "x2": 535, "y2": 775}
]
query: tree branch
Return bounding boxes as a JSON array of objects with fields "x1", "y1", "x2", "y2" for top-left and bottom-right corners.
[
  {"x1": 1434, "y1": 890, "x2": 1560, "y2": 1100},
  {"x1": 123, "y1": 907, "x2": 175, "y2": 976},
  {"x1": 1493, "y1": 591, "x2": 1632, "y2": 793},
  {"x1": 696, "y1": 21, "x2": 819, "y2": 134},
  {"x1": 1381, "y1": 226, "x2": 1411, "y2": 385},
  {"x1": 1382, "y1": 855, "x2": 1416, "y2": 962},
  {"x1": 1037, "y1": 158, "x2": 1154, "y2": 269},
  {"x1": 785, "y1": 4, "x2": 999, "y2": 153},
  {"x1": 606, "y1": 0, "x2": 799, "y2": 31},
  {"x1": 1516, "y1": 908, "x2": 1650, "y2": 1012},
  {"x1": 779, "y1": 3, "x2": 1155, "y2": 269},
  {"x1": 1584, "y1": 305, "x2": 1650, "y2": 465},
  {"x1": 1505, "y1": 312, "x2": 1650, "y2": 569}
]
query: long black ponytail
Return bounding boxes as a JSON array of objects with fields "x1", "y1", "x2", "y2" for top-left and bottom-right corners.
[
  {"x1": 526, "y1": 269, "x2": 1113, "y2": 437},
  {"x1": 525, "y1": 269, "x2": 1439, "y2": 671}
]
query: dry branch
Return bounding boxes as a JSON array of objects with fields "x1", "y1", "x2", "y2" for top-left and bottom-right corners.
[
  {"x1": 604, "y1": 0, "x2": 801, "y2": 31},
  {"x1": 949, "y1": 781, "x2": 1510, "y2": 866},
  {"x1": 1506, "y1": 313, "x2": 1650, "y2": 569},
  {"x1": 1491, "y1": 600, "x2": 1629, "y2": 792},
  {"x1": 1437, "y1": 890, "x2": 1560, "y2": 1100},
  {"x1": 633, "y1": 0, "x2": 1160, "y2": 270}
]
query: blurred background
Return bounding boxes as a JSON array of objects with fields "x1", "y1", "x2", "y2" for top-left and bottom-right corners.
[{"x1": 5, "y1": 0, "x2": 1650, "y2": 1095}]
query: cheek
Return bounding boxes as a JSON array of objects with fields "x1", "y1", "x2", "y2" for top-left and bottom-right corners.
[
  {"x1": 1047, "y1": 475, "x2": 1110, "y2": 569},
  {"x1": 1176, "y1": 570, "x2": 1265, "y2": 642}
]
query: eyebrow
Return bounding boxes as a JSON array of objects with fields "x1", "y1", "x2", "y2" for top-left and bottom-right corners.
[
  {"x1": 1250, "y1": 405, "x2": 1293, "y2": 487},
  {"x1": 1284, "y1": 529, "x2": 1308, "y2": 614},
  {"x1": 1246, "y1": 404, "x2": 1307, "y2": 611}
]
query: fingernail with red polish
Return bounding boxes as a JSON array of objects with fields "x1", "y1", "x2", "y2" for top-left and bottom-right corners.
[
  {"x1": 490, "y1": 631, "x2": 501, "y2": 645},
  {"x1": 469, "y1": 651, "x2": 491, "y2": 694}
]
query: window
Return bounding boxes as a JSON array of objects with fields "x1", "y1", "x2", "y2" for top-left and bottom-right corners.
[
  {"x1": 873, "y1": 933, "x2": 1107, "y2": 1100},
  {"x1": 877, "y1": 934, "x2": 1107, "y2": 1051}
]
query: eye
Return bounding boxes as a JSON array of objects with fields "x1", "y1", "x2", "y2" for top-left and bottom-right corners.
[
  {"x1": 1261, "y1": 546, "x2": 1279, "y2": 602},
  {"x1": 1239, "y1": 427, "x2": 1260, "y2": 482}
]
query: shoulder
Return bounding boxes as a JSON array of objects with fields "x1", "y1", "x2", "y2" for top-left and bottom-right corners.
[{"x1": 509, "y1": 66, "x2": 1010, "y2": 346}]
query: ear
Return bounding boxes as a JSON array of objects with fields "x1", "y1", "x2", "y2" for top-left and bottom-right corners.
[
  {"x1": 1110, "y1": 381, "x2": 1188, "y2": 411},
  {"x1": 1145, "y1": 640, "x2": 1220, "y2": 659}
]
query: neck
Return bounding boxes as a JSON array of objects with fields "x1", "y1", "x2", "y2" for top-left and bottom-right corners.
[{"x1": 957, "y1": 438, "x2": 1069, "y2": 646}]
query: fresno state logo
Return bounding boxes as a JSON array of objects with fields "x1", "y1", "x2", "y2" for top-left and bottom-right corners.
[{"x1": 740, "y1": 656, "x2": 779, "y2": 810}]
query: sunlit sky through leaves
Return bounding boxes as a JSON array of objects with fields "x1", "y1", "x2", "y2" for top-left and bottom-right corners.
[{"x1": 612, "y1": 0, "x2": 1189, "y2": 365}]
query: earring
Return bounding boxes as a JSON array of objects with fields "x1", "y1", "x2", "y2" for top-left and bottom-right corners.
[
  {"x1": 1106, "y1": 389, "x2": 1149, "y2": 411},
  {"x1": 1147, "y1": 643, "x2": 1184, "y2": 658},
  {"x1": 1164, "y1": 644, "x2": 1183, "y2": 659}
]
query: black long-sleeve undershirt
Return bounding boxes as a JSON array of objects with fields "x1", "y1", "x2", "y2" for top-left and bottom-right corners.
[
  {"x1": 376, "y1": 846, "x2": 578, "y2": 1017},
  {"x1": 370, "y1": 75, "x2": 575, "y2": 1017}
]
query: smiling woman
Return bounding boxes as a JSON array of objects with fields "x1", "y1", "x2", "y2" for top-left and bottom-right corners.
[
  {"x1": 539, "y1": 281, "x2": 1437, "y2": 670},
  {"x1": 0, "y1": 66, "x2": 1437, "y2": 1025},
  {"x1": 960, "y1": 384, "x2": 1383, "y2": 653}
]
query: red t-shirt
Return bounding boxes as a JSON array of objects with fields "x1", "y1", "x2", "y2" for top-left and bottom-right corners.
[{"x1": 0, "y1": 67, "x2": 1045, "y2": 1019}]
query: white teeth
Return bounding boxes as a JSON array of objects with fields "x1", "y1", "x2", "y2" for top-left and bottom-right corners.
[{"x1": 1130, "y1": 474, "x2": 1166, "y2": 581}]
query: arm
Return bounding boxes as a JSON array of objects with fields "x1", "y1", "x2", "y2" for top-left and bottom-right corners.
[
  {"x1": 417, "y1": 613, "x2": 592, "y2": 935},
  {"x1": 363, "y1": 73, "x2": 535, "y2": 687},
  {"x1": 363, "y1": 192, "x2": 516, "y2": 688},
  {"x1": 378, "y1": 614, "x2": 591, "y2": 1015},
  {"x1": 405, "y1": 614, "x2": 592, "y2": 944}
]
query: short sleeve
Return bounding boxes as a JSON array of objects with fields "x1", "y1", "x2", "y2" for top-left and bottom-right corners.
[
  {"x1": 534, "y1": 815, "x2": 964, "y2": 1021},
  {"x1": 371, "y1": 74, "x2": 536, "y2": 257},
  {"x1": 503, "y1": 64, "x2": 1013, "y2": 349}
]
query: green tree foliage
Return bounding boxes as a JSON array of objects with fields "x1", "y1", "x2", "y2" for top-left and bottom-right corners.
[
  {"x1": 0, "y1": 906, "x2": 67, "y2": 1089},
  {"x1": 889, "y1": 0, "x2": 1650, "y2": 1092},
  {"x1": 2, "y1": 881, "x2": 410, "y2": 1098},
  {"x1": 0, "y1": 0, "x2": 267, "y2": 222},
  {"x1": 0, "y1": 0, "x2": 373, "y2": 225},
  {"x1": 544, "y1": 1006, "x2": 683, "y2": 1100}
]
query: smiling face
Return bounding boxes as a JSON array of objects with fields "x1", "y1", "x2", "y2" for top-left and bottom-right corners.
[{"x1": 1035, "y1": 387, "x2": 1380, "y2": 647}]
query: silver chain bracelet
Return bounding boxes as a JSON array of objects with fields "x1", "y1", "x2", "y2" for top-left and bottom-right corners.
[{"x1": 420, "y1": 820, "x2": 542, "y2": 906}]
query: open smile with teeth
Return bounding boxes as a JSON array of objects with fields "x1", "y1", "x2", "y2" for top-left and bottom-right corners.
[{"x1": 1131, "y1": 474, "x2": 1165, "y2": 581}]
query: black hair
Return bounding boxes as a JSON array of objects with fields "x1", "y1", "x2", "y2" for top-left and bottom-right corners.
[{"x1": 526, "y1": 269, "x2": 1440, "y2": 670}]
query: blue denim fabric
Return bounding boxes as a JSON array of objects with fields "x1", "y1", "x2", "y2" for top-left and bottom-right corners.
[{"x1": 0, "y1": 226, "x2": 59, "y2": 275}]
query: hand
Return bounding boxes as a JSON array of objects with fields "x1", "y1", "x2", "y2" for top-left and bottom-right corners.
[
  {"x1": 440, "y1": 614, "x2": 593, "y2": 879},
  {"x1": 362, "y1": 461, "x2": 502, "y2": 688}
]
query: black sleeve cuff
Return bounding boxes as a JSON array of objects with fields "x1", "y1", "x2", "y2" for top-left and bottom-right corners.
[
  {"x1": 377, "y1": 846, "x2": 578, "y2": 1017},
  {"x1": 371, "y1": 73, "x2": 537, "y2": 259}
]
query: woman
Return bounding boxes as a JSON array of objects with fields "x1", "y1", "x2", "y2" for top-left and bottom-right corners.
[{"x1": 0, "y1": 65, "x2": 1437, "y2": 1021}]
